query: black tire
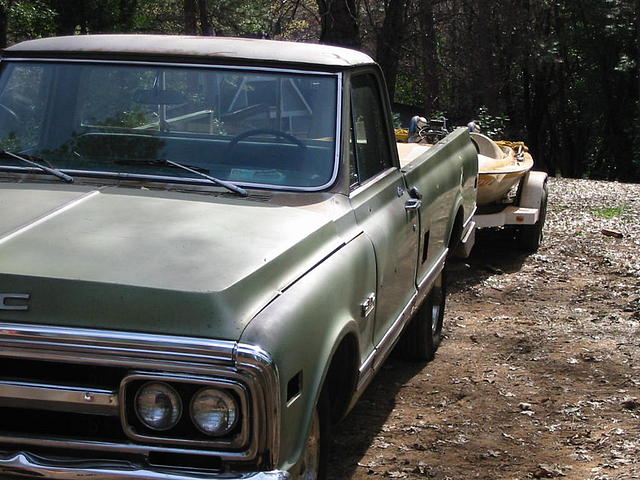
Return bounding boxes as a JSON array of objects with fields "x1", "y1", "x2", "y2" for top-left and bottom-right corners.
[
  {"x1": 518, "y1": 181, "x2": 548, "y2": 252},
  {"x1": 298, "y1": 390, "x2": 329, "y2": 480},
  {"x1": 401, "y1": 270, "x2": 446, "y2": 361}
]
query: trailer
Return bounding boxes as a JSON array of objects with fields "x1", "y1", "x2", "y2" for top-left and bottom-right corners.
[{"x1": 471, "y1": 133, "x2": 549, "y2": 252}]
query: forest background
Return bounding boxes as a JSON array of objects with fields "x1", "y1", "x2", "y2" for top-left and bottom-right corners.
[{"x1": 0, "y1": 0, "x2": 638, "y2": 182}]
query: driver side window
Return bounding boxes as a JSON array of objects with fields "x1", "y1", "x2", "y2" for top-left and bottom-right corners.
[{"x1": 349, "y1": 73, "x2": 393, "y2": 188}]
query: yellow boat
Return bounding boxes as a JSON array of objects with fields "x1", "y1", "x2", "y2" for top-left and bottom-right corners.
[{"x1": 471, "y1": 133, "x2": 534, "y2": 206}]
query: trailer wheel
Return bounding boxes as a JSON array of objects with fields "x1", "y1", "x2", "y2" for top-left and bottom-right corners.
[
  {"x1": 518, "y1": 181, "x2": 548, "y2": 252},
  {"x1": 401, "y1": 270, "x2": 446, "y2": 361}
]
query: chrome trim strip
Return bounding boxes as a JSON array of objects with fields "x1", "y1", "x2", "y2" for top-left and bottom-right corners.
[
  {"x1": 417, "y1": 249, "x2": 448, "y2": 292},
  {"x1": 0, "y1": 434, "x2": 245, "y2": 459},
  {"x1": 332, "y1": 71, "x2": 343, "y2": 191},
  {"x1": 3, "y1": 57, "x2": 338, "y2": 77},
  {"x1": 0, "y1": 380, "x2": 118, "y2": 415},
  {"x1": 1, "y1": 166, "x2": 335, "y2": 193},
  {"x1": 0, "y1": 452, "x2": 290, "y2": 480},
  {"x1": 234, "y1": 344, "x2": 282, "y2": 468},
  {"x1": 463, "y1": 206, "x2": 477, "y2": 229},
  {"x1": 0, "y1": 189, "x2": 100, "y2": 245},
  {"x1": 357, "y1": 349, "x2": 376, "y2": 391},
  {"x1": 0, "y1": 323, "x2": 236, "y2": 366},
  {"x1": 371, "y1": 292, "x2": 417, "y2": 374},
  {"x1": 461, "y1": 221, "x2": 476, "y2": 244}
]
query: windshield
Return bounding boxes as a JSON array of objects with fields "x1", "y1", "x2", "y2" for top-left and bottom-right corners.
[{"x1": 0, "y1": 60, "x2": 339, "y2": 189}]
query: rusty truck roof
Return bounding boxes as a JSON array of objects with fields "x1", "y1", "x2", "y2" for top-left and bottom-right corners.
[{"x1": 3, "y1": 34, "x2": 375, "y2": 69}]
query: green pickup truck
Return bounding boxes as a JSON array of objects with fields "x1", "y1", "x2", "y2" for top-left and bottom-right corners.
[{"x1": 0, "y1": 35, "x2": 477, "y2": 480}]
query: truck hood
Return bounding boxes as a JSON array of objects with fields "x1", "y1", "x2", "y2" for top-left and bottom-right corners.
[{"x1": 0, "y1": 184, "x2": 343, "y2": 340}]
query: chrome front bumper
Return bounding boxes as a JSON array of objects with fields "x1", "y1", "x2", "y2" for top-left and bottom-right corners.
[{"x1": 0, "y1": 452, "x2": 289, "y2": 480}]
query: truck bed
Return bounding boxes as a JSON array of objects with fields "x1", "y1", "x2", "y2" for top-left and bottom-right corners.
[{"x1": 397, "y1": 143, "x2": 432, "y2": 168}]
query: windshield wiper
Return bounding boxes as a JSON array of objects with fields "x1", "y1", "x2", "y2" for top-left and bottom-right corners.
[
  {"x1": 115, "y1": 158, "x2": 209, "y2": 173},
  {"x1": 117, "y1": 158, "x2": 248, "y2": 197},
  {"x1": 166, "y1": 159, "x2": 248, "y2": 196},
  {"x1": 0, "y1": 150, "x2": 74, "y2": 183}
]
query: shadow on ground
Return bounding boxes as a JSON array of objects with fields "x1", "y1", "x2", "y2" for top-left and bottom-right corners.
[
  {"x1": 328, "y1": 227, "x2": 534, "y2": 477},
  {"x1": 327, "y1": 357, "x2": 426, "y2": 479},
  {"x1": 448, "y1": 227, "x2": 532, "y2": 293}
]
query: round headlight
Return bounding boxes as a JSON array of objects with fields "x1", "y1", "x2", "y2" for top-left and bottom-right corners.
[
  {"x1": 190, "y1": 388, "x2": 238, "y2": 436},
  {"x1": 135, "y1": 382, "x2": 182, "y2": 431}
]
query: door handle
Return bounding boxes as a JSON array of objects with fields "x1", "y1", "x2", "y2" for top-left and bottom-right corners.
[
  {"x1": 405, "y1": 198, "x2": 422, "y2": 211},
  {"x1": 409, "y1": 186, "x2": 422, "y2": 199}
]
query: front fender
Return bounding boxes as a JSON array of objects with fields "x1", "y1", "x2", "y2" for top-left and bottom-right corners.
[{"x1": 239, "y1": 233, "x2": 377, "y2": 472}]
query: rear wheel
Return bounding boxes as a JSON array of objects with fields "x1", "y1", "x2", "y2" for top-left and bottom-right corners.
[
  {"x1": 518, "y1": 181, "x2": 548, "y2": 252},
  {"x1": 401, "y1": 270, "x2": 446, "y2": 361}
]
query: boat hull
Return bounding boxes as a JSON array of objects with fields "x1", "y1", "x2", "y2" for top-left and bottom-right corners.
[
  {"x1": 477, "y1": 154, "x2": 534, "y2": 205},
  {"x1": 471, "y1": 133, "x2": 534, "y2": 205}
]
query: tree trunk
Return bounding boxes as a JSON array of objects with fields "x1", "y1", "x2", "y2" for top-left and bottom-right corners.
[
  {"x1": 0, "y1": 1, "x2": 9, "y2": 49},
  {"x1": 376, "y1": 0, "x2": 410, "y2": 103},
  {"x1": 48, "y1": 0, "x2": 81, "y2": 35},
  {"x1": 316, "y1": 0, "x2": 360, "y2": 48},
  {"x1": 198, "y1": 0, "x2": 213, "y2": 35},
  {"x1": 118, "y1": 0, "x2": 138, "y2": 31},
  {"x1": 419, "y1": 0, "x2": 439, "y2": 112},
  {"x1": 635, "y1": 0, "x2": 640, "y2": 180},
  {"x1": 184, "y1": 0, "x2": 198, "y2": 35}
]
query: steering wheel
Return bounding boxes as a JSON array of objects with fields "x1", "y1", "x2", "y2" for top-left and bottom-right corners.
[{"x1": 225, "y1": 128, "x2": 307, "y2": 160}]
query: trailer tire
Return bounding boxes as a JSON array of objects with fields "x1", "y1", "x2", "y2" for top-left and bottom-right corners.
[
  {"x1": 401, "y1": 269, "x2": 446, "y2": 361},
  {"x1": 518, "y1": 181, "x2": 548, "y2": 252}
]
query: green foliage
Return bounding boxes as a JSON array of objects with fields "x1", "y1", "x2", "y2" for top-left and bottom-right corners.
[
  {"x1": 475, "y1": 107, "x2": 509, "y2": 140},
  {"x1": 100, "y1": 110, "x2": 150, "y2": 129},
  {"x1": 393, "y1": 75, "x2": 423, "y2": 107},
  {"x1": 0, "y1": 133, "x2": 22, "y2": 152},
  {"x1": 592, "y1": 205, "x2": 628, "y2": 219},
  {"x1": 0, "y1": 0, "x2": 638, "y2": 182},
  {"x1": 6, "y1": 0, "x2": 56, "y2": 41},
  {"x1": 391, "y1": 112, "x2": 401, "y2": 129},
  {"x1": 133, "y1": 0, "x2": 183, "y2": 34}
]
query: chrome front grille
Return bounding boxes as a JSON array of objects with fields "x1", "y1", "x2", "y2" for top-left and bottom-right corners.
[
  {"x1": 0, "y1": 323, "x2": 281, "y2": 471},
  {"x1": 0, "y1": 379, "x2": 119, "y2": 415}
]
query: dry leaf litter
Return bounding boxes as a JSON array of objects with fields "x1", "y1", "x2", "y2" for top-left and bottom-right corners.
[{"x1": 329, "y1": 178, "x2": 640, "y2": 480}]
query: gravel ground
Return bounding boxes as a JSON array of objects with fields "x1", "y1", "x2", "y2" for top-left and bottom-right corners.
[{"x1": 328, "y1": 177, "x2": 640, "y2": 480}]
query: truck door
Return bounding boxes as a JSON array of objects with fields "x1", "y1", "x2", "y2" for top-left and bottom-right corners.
[{"x1": 347, "y1": 72, "x2": 420, "y2": 354}]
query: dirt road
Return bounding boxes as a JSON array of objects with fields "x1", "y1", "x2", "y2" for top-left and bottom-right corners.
[{"x1": 329, "y1": 178, "x2": 640, "y2": 480}]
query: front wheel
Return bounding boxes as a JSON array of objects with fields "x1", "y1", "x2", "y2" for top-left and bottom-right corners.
[
  {"x1": 298, "y1": 392, "x2": 329, "y2": 480},
  {"x1": 401, "y1": 270, "x2": 446, "y2": 361}
]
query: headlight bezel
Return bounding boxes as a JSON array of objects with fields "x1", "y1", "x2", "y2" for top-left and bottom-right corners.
[{"x1": 120, "y1": 372, "x2": 249, "y2": 449}]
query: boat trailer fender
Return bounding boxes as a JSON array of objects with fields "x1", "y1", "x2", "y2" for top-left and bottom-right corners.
[{"x1": 519, "y1": 171, "x2": 548, "y2": 209}]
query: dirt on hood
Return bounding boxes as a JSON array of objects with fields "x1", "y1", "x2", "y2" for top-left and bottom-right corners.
[{"x1": 329, "y1": 177, "x2": 640, "y2": 480}]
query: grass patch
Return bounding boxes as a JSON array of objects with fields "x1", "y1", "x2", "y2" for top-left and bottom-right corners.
[{"x1": 592, "y1": 205, "x2": 627, "y2": 219}]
